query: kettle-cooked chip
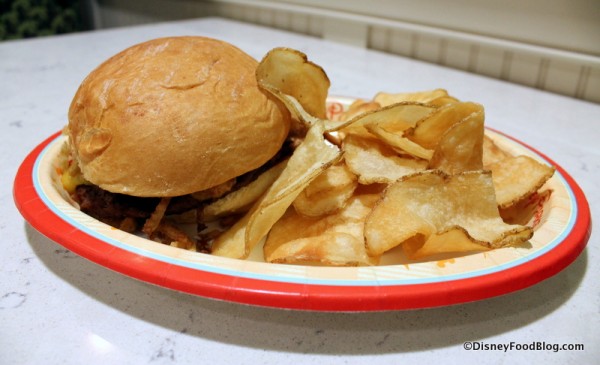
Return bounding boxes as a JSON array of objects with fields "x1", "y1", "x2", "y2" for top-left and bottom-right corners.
[
  {"x1": 427, "y1": 96, "x2": 461, "y2": 107},
  {"x1": 265, "y1": 232, "x2": 374, "y2": 266},
  {"x1": 211, "y1": 120, "x2": 342, "y2": 259},
  {"x1": 428, "y1": 112, "x2": 484, "y2": 174},
  {"x1": 366, "y1": 123, "x2": 433, "y2": 160},
  {"x1": 500, "y1": 190, "x2": 552, "y2": 227},
  {"x1": 265, "y1": 194, "x2": 380, "y2": 266},
  {"x1": 483, "y1": 134, "x2": 511, "y2": 167},
  {"x1": 374, "y1": 88, "x2": 457, "y2": 107},
  {"x1": 364, "y1": 170, "x2": 533, "y2": 259},
  {"x1": 203, "y1": 160, "x2": 288, "y2": 220},
  {"x1": 256, "y1": 47, "x2": 330, "y2": 119},
  {"x1": 333, "y1": 101, "x2": 436, "y2": 135},
  {"x1": 293, "y1": 163, "x2": 358, "y2": 217},
  {"x1": 404, "y1": 102, "x2": 484, "y2": 150},
  {"x1": 488, "y1": 155, "x2": 555, "y2": 209},
  {"x1": 332, "y1": 99, "x2": 381, "y2": 122},
  {"x1": 261, "y1": 87, "x2": 323, "y2": 129},
  {"x1": 217, "y1": 47, "x2": 556, "y2": 266},
  {"x1": 343, "y1": 133, "x2": 427, "y2": 184}
]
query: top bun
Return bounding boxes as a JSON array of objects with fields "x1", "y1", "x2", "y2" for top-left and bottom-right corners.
[{"x1": 67, "y1": 36, "x2": 290, "y2": 197}]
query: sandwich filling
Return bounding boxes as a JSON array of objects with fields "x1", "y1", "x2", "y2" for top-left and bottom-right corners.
[{"x1": 58, "y1": 137, "x2": 296, "y2": 252}]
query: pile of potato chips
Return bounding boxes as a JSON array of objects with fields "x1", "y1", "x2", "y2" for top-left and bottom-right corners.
[{"x1": 210, "y1": 48, "x2": 555, "y2": 266}]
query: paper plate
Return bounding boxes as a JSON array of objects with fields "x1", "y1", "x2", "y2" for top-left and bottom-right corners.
[{"x1": 14, "y1": 97, "x2": 591, "y2": 312}]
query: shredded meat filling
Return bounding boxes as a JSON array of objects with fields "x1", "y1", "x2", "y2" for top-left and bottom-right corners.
[
  {"x1": 74, "y1": 185, "x2": 204, "y2": 220},
  {"x1": 71, "y1": 137, "x2": 297, "y2": 251}
]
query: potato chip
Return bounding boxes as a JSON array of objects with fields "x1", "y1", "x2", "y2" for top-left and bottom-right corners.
[
  {"x1": 209, "y1": 211, "x2": 251, "y2": 259},
  {"x1": 427, "y1": 96, "x2": 460, "y2": 107},
  {"x1": 500, "y1": 189, "x2": 552, "y2": 227},
  {"x1": 374, "y1": 88, "x2": 456, "y2": 107},
  {"x1": 265, "y1": 194, "x2": 380, "y2": 266},
  {"x1": 428, "y1": 112, "x2": 484, "y2": 174},
  {"x1": 404, "y1": 102, "x2": 484, "y2": 150},
  {"x1": 259, "y1": 86, "x2": 323, "y2": 130},
  {"x1": 332, "y1": 101, "x2": 436, "y2": 135},
  {"x1": 482, "y1": 134, "x2": 511, "y2": 167},
  {"x1": 265, "y1": 232, "x2": 372, "y2": 266},
  {"x1": 256, "y1": 47, "x2": 330, "y2": 119},
  {"x1": 364, "y1": 170, "x2": 533, "y2": 259},
  {"x1": 401, "y1": 228, "x2": 494, "y2": 259},
  {"x1": 203, "y1": 160, "x2": 288, "y2": 220},
  {"x1": 215, "y1": 62, "x2": 554, "y2": 265},
  {"x1": 343, "y1": 134, "x2": 428, "y2": 184},
  {"x1": 332, "y1": 99, "x2": 381, "y2": 122},
  {"x1": 211, "y1": 120, "x2": 342, "y2": 259},
  {"x1": 354, "y1": 182, "x2": 388, "y2": 195},
  {"x1": 366, "y1": 124, "x2": 433, "y2": 160},
  {"x1": 293, "y1": 163, "x2": 358, "y2": 217},
  {"x1": 488, "y1": 155, "x2": 555, "y2": 209}
]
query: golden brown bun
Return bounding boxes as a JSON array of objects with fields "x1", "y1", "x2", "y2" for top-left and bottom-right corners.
[{"x1": 68, "y1": 36, "x2": 290, "y2": 197}]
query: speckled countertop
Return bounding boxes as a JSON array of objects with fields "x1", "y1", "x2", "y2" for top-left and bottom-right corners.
[{"x1": 1, "y1": 17, "x2": 598, "y2": 365}]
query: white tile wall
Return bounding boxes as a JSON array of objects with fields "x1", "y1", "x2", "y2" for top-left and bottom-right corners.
[
  {"x1": 88, "y1": 0, "x2": 600, "y2": 103},
  {"x1": 366, "y1": 25, "x2": 599, "y2": 103}
]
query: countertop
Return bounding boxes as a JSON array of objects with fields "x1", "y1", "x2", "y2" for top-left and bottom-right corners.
[{"x1": 1, "y1": 17, "x2": 598, "y2": 364}]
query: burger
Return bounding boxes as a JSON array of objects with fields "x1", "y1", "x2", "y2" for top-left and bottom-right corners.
[{"x1": 59, "y1": 36, "x2": 292, "y2": 251}]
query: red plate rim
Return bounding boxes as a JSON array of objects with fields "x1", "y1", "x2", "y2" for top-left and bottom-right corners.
[{"x1": 14, "y1": 130, "x2": 591, "y2": 312}]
